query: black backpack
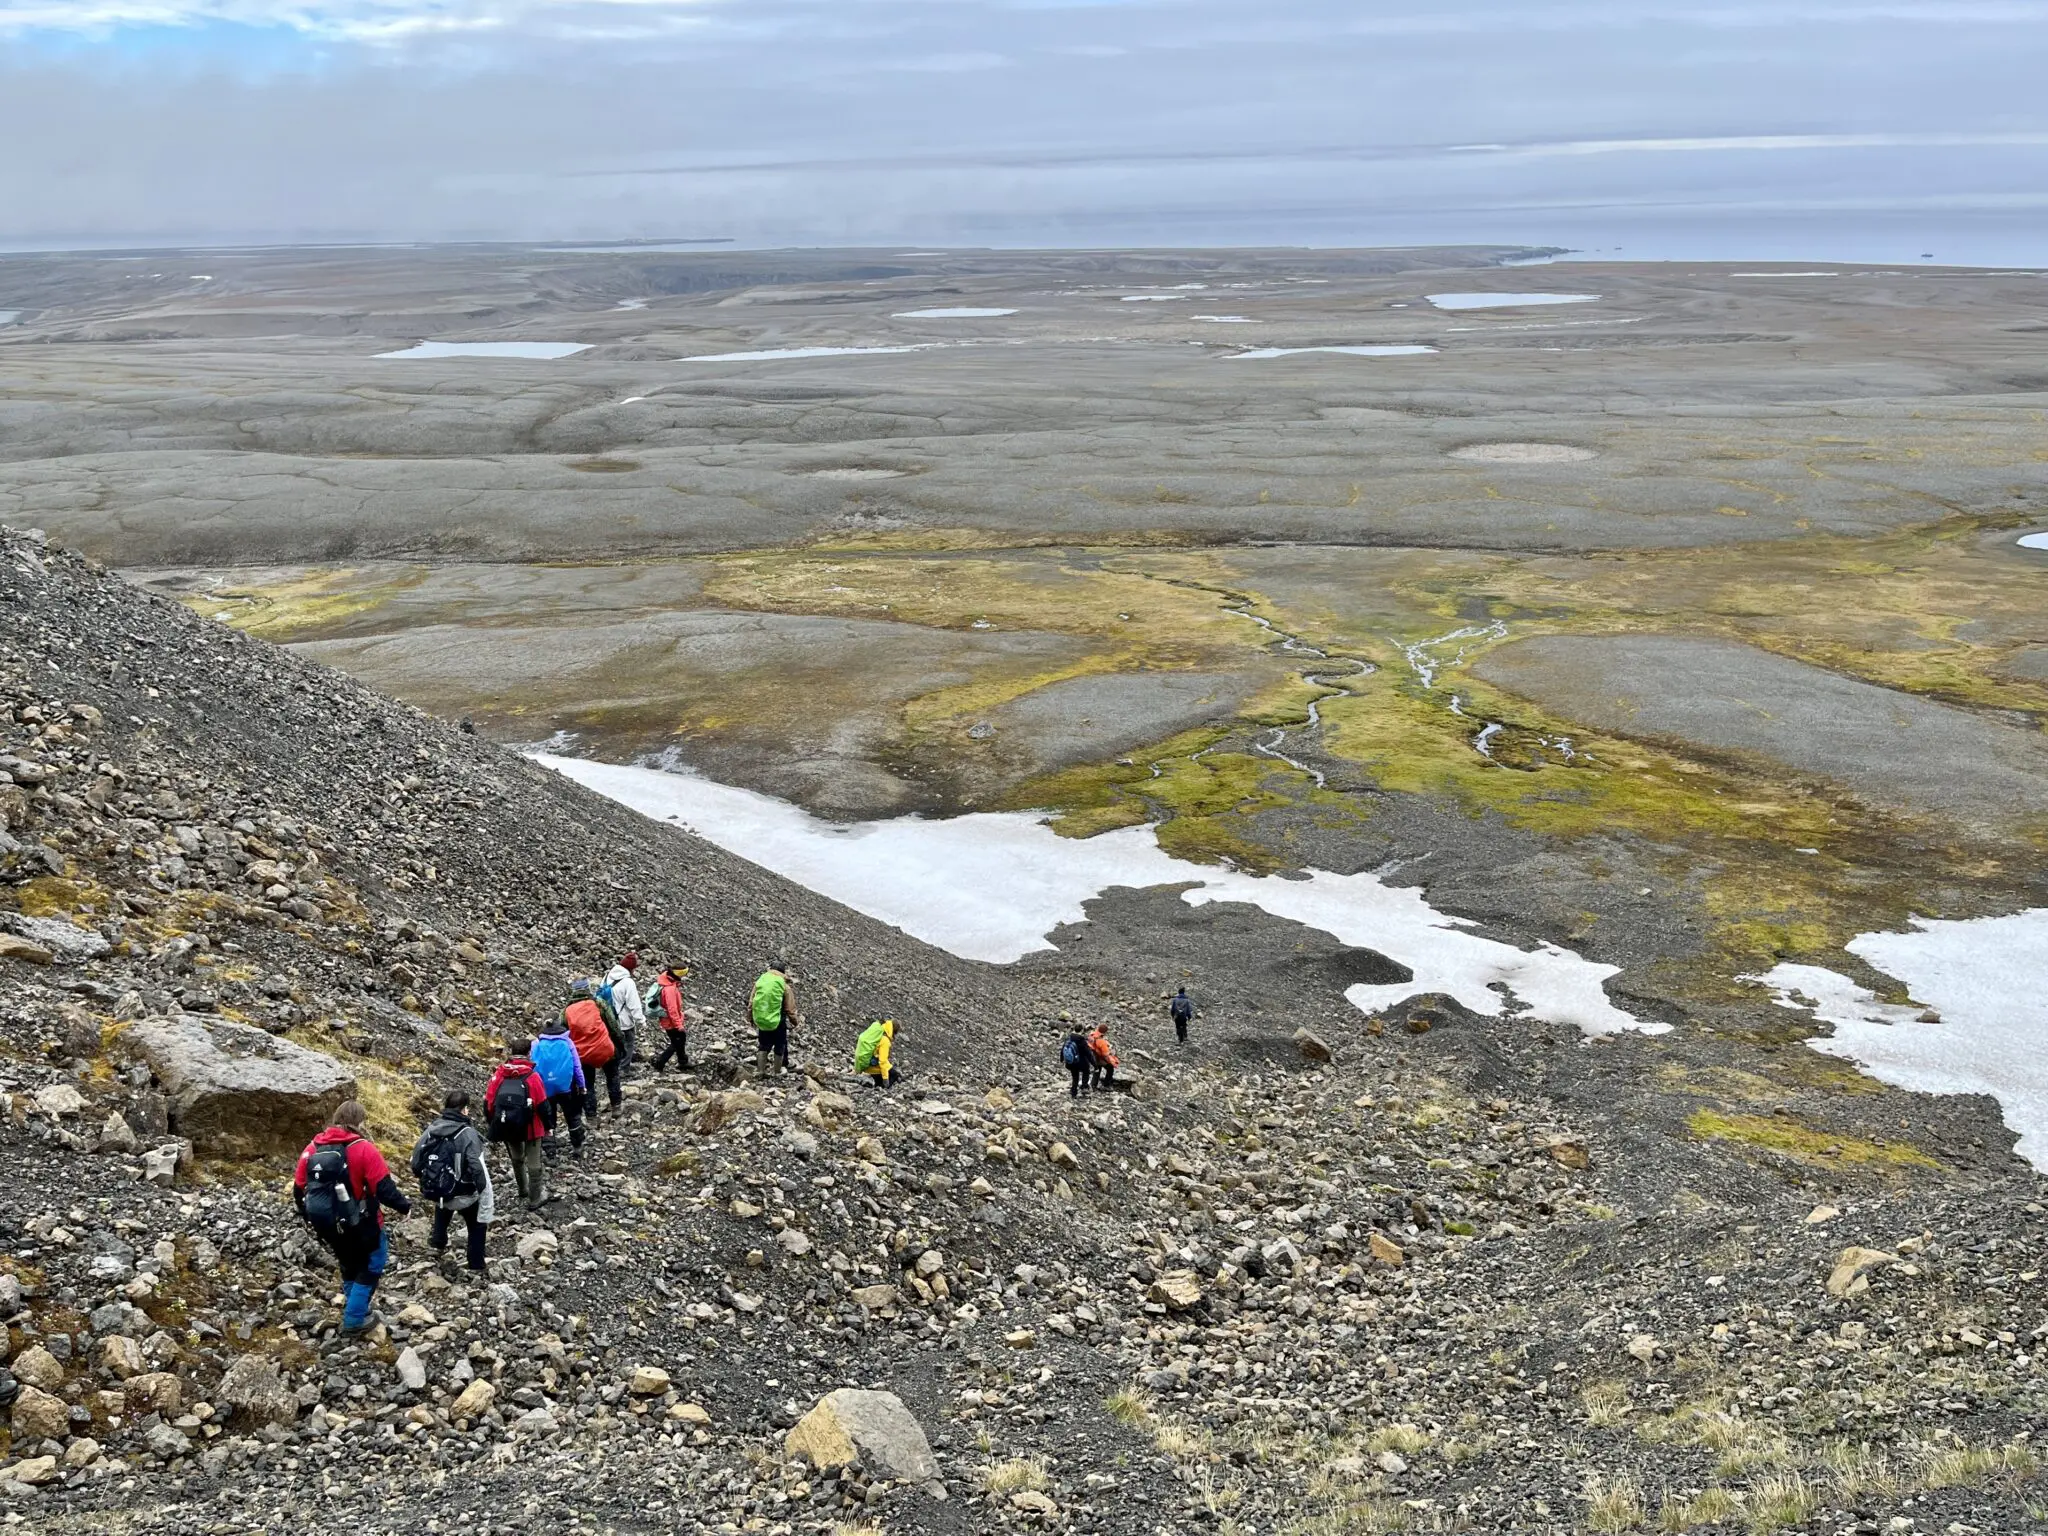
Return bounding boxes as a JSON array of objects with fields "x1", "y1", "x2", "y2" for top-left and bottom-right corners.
[
  {"x1": 301, "y1": 1139, "x2": 366, "y2": 1235},
  {"x1": 417, "y1": 1125, "x2": 469, "y2": 1202},
  {"x1": 1171, "y1": 996, "x2": 1192, "y2": 1023},
  {"x1": 488, "y1": 1073, "x2": 531, "y2": 1143}
]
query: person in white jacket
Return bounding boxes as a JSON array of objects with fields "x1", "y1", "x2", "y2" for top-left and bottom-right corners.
[{"x1": 605, "y1": 951, "x2": 649, "y2": 1071}]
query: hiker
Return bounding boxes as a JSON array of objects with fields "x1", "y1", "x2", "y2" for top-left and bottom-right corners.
[
  {"x1": 648, "y1": 962, "x2": 691, "y2": 1073},
  {"x1": 292, "y1": 1100, "x2": 413, "y2": 1335},
  {"x1": 854, "y1": 1017, "x2": 899, "y2": 1088},
  {"x1": 604, "y1": 950, "x2": 648, "y2": 1072},
  {"x1": 485, "y1": 1041, "x2": 551, "y2": 1209},
  {"x1": 1087, "y1": 1023, "x2": 1119, "y2": 1092},
  {"x1": 531, "y1": 1013, "x2": 588, "y2": 1153},
  {"x1": 410, "y1": 1090, "x2": 493, "y2": 1273},
  {"x1": 1170, "y1": 986, "x2": 1194, "y2": 1044},
  {"x1": 1061, "y1": 1022, "x2": 1092, "y2": 1099},
  {"x1": 562, "y1": 979, "x2": 623, "y2": 1119},
  {"x1": 750, "y1": 961, "x2": 798, "y2": 1077}
]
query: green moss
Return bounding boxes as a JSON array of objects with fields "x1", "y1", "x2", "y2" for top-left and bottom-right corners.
[{"x1": 1686, "y1": 1109, "x2": 1940, "y2": 1171}]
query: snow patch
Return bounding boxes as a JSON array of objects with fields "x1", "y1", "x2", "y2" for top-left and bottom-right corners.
[
  {"x1": 1230, "y1": 345, "x2": 1437, "y2": 359},
  {"x1": 377, "y1": 341, "x2": 591, "y2": 360},
  {"x1": 536, "y1": 754, "x2": 1653, "y2": 1038},
  {"x1": 1748, "y1": 907, "x2": 2048, "y2": 1169},
  {"x1": 1426, "y1": 292, "x2": 1599, "y2": 310},
  {"x1": 894, "y1": 307, "x2": 1017, "y2": 318},
  {"x1": 682, "y1": 345, "x2": 933, "y2": 361}
]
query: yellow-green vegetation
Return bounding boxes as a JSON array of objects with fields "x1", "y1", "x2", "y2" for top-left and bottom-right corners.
[
  {"x1": 1583, "y1": 1473, "x2": 1648, "y2": 1532},
  {"x1": 180, "y1": 565, "x2": 430, "y2": 641},
  {"x1": 1104, "y1": 1386, "x2": 1154, "y2": 1427},
  {"x1": 982, "y1": 1456, "x2": 1050, "y2": 1496},
  {"x1": 1582, "y1": 1380, "x2": 1633, "y2": 1428},
  {"x1": 1742, "y1": 1473, "x2": 1817, "y2": 1533},
  {"x1": 1365, "y1": 1424, "x2": 1432, "y2": 1458},
  {"x1": 1686, "y1": 1109, "x2": 1942, "y2": 1172},
  {"x1": 1658, "y1": 1486, "x2": 1739, "y2": 1531}
]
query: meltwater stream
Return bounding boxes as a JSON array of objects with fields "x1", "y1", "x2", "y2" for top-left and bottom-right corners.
[{"x1": 535, "y1": 753, "x2": 1655, "y2": 1038}]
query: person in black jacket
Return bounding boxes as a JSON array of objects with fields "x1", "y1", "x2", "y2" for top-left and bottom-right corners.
[{"x1": 410, "y1": 1091, "x2": 494, "y2": 1273}]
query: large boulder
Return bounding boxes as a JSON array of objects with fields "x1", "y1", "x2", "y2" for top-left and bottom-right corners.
[
  {"x1": 115, "y1": 1015, "x2": 354, "y2": 1156},
  {"x1": 785, "y1": 1388, "x2": 937, "y2": 1482},
  {"x1": 215, "y1": 1353, "x2": 299, "y2": 1426}
]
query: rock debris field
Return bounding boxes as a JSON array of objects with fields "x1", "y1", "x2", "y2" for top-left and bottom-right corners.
[{"x1": 3, "y1": 524, "x2": 2048, "y2": 1536}]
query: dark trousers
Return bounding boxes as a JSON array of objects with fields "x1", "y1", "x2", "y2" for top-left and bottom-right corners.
[
  {"x1": 541, "y1": 1096, "x2": 585, "y2": 1150},
  {"x1": 1068, "y1": 1063, "x2": 1089, "y2": 1098},
  {"x1": 652, "y1": 1030, "x2": 690, "y2": 1071},
  {"x1": 757, "y1": 1023, "x2": 789, "y2": 1069},
  {"x1": 430, "y1": 1203, "x2": 487, "y2": 1270},
  {"x1": 585, "y1": 1057, "x2": 622, "y2": 1116},
  {"x1": 1174, "y1": 1015, "x2": 1189, "y2": 1042},
  {"x1": 1094, "y1": 1063, "x2": 1116, "y2": 1091}
]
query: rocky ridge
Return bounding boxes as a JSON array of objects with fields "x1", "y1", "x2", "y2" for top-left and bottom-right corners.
[{"x1": 1, "y1": 522, "x2": 2045, "y2": 1536}]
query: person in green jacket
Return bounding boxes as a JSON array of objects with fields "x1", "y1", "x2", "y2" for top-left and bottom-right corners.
[
  {"x1": 751, "y1": 962, "x2": 798, "y2": 1078},
  {"x1": 854, "y1": 1017, "x2": 899, "y2": 1088}
]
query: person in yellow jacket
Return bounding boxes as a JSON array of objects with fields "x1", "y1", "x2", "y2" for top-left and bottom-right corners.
[{"x1": 854, "y1": 1017, "x2": 899, "y2": 1088}]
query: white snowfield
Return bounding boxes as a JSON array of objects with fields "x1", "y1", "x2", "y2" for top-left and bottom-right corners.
[
  {"x1": 1749, "y1": 907, "x2": 2048, "y2": 1170},
  {"x1": 536, "y1": 755, "x2": 1657, "y2": 1039}
]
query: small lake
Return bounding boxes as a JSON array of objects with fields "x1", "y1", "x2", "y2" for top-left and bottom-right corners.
[
  {"x1": 536, "y1": 753, "x2": 1654, "y2": 1038},
  {"x1": 894, "y1": 308, "x2": 1016, "y2": 318},
  {"x1": 1190, "y1": 315, "x2": 1255, "y2": 323},
  {"x1": 377, "y1": 341, "x2": 591, "y2": 360},
  {"x1": 2018, "y1": 532, "x2": 2048, "y2": 550},
  {"x1": 0, "y1": 311, "x2": 18, "y2": 326},
  {"x1": 1230, "y1": 345, "x2": 1437, "y2": 359},
  {"x1": 1427, "y1": 293, "x2": 1599, "y2": 310}
]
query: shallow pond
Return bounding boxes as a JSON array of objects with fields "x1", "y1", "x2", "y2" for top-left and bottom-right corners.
[
  {"x1": 535, "y1": 753, "x2": 1653, "y2": 1037},
  {"x1": 683, "y1": 345, "x2": 934, "y2": 361},
  {"x1": 894, "y1": 308, "x2": 1016, "y2": 318}
]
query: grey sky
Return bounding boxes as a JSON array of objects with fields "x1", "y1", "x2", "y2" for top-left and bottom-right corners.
[{"x1": 3, "y1": 1, "x2": 2047, "y2": 256}]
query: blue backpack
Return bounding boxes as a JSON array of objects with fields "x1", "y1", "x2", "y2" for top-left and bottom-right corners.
[
  {"x1": 532, "y1": 1033, "x2": 580, "y2": 1095},
  {"x1": 1061, "y1": 1035, "x2": 1088, "y2": 1071}
]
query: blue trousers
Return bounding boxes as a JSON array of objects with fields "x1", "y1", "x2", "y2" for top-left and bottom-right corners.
[{"x1": 337, "y1": 1226, "x2": 389, "y2": 1330}]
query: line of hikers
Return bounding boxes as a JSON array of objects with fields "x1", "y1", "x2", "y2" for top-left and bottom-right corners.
[
  {"x1": 293, "y1": 956, "x2": 1195, "y2": 1332},
  {"x1": 292, "y1": 957, "x2": 908, "y2": 1330}
]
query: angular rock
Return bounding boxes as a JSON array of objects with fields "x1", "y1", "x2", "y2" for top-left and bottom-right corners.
[
  {"x1": 629, "y1": 1366, "x2": 671, "y2": 1396},
  {"x1": 1547, "y1": 1139, "x2": 1590, "y2": 1171},
  {"x1": 31, "y1": 1083, "x2": 85, "y2": 1118},
  {"x1": 450, "y1": 1379, "x2": 496, "y2": 1420},
  {"x1": 1368, "y1": 1231, "x2": 1406, "y2": 1267},
  {"x1": 1149, "y1": 1270, "x2": 1203, "y2": 1311},
  {"x1": 115, "y1": 1015, "x2": 355, "y2": 1156},
  {"x1": 775, "y1": 1227, "x2": 814, "y2": 1258},
  {"x1": 785, "y1": 1388, "x2": 938, "y2": 1482},
  {"x1": 97, "y1": 1111, "x2": 139, "y2": 1154},
  {"x1": 125, "y1": 1371, "x2": 181, "y2": 1415},
  {"x1": 6, "y1": 1455, "x2": 57, "y2": 1487},
  {"x1": 10, "y1": 1345, "x2": 62, "y2": 1393},
  {"x1": 1292, "y1": 1028, "x2": 1334, "y2": 1064},
  {"x1": 852, "y1": 1284, "x2": 902, "y2": 1312},
  {"x1": 0, "y1": 934, "x2": 53, "y2": 966},
  {"x1": 515, "y1": 1230, "x2": 559, "y2": 1263},
  {"x1": 97, "y1": 1334, "x2": 146, "y2": 1380},
  {"x1": 216, "y1": 1353, "x2": 298, "y2": 1426},
  {"x1": 9, "y1": 1385, "x2": 67, "y2": 1441},
  {"x1": 395, "y1": 1347, "x2": 427, "y2": 1391},
  {"x1": 1827, "y1": 1246, "x2": 1897, "y2": 1299}
]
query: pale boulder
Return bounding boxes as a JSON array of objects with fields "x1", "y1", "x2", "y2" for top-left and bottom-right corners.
[{"x1": 785, "y1": 1388, "x2": 938, "y2": 1482}]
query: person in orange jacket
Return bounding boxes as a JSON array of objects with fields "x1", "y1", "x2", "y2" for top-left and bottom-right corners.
[{"x1": 1086, "y1": 1024, "x2": 1119, "y2": 1092}]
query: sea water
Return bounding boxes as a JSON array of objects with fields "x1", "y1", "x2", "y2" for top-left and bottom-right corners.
[{"x1": 534, "y1": 754, "x2": 1655, "y2": 1038}]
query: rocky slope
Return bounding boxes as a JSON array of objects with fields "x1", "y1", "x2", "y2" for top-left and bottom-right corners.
[{"x1": 2, "y1": 522, "x2": 2045, "y2": 1536}]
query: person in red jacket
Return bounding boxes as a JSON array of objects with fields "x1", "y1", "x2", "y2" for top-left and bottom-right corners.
[
  {"x1": 293, "y1": 1100, "x2": 412, "y2": 1335},
  {"x1": 485, "y1": 1042, "x2": 551, "y2": 1210}
]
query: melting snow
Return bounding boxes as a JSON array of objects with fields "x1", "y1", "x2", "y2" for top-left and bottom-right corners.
[
  {"x1": 1426, "y1": 293, "x2": 1599, "y2": 310},
  {"x1": 1749, "y1": 908, "x2": 2048, "y2": 1169},
  {"x1": 2018, "y1": 532, "x2": 2048, "y2": 550},
  {"x1": 1230, "y1": 345, "x2": 1437, "y2": 359},
  {"x1": 377, "y1": 341, "x2": 591, "y2": 360},
  {"x1": 683, "y1": 345, "x2": 934, "y2": 361},
  {"x1": 1190, "y1": 315, "x2": 1255, "y2": 323},
  {"x1": 536, "y1": 754, "x2": 1653, "y2": 1037},
  {"x1": 894, "y1": 307, "x2": 1017, "y2": 318}
]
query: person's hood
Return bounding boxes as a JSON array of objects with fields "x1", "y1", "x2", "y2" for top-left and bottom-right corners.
[
  {"x1": 538, "y1": 1020, "x2": 569, "y2": 1037},
  {"x1": 313, "y1": 1124, "x2": 363, "y2": 1146},
  {"x1": 428, "y1": 1111, "x2": 472, "y2": 1135},
  {"x1": 502, "y1": 1056, "x2": 538, "y2": 1073}
]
